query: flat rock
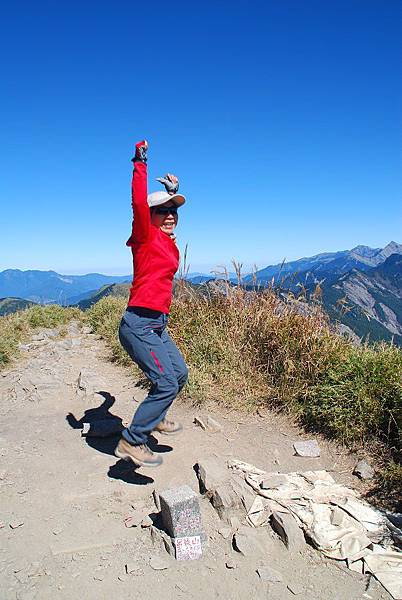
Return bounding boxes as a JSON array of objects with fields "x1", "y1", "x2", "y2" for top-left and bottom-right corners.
[
  {"x1": 256, "y1": 566, "x2": 283, "y2": 582},
  {"x1": 293, "y1": 440, "x2": 320, "y2": 458},
  {"x1": 270, "y1": 511, "x2": 305, "y2": 552},
  {"x1": 149, "y1": 555, "x2": 169, "y2": 570},
  {"x1": 204, "y1": 416, "x2": 223, "y2": 433},
  {"x1": 196, "y1": 457, "x2": 229, "y2": 493},
  {"x1": 260, "y1": 474, "x2": 288, "y2": 489},
  {"x1": 353, "y1": 459, "x2": 374, "y2": 480},
  {"x1": 233, "y1": 528, "x2": 265, "y2": 557}
]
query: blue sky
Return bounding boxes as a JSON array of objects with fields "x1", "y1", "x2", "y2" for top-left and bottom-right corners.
[{"x1": 1, "y1": 0, "x2": 401, "y2": 275}]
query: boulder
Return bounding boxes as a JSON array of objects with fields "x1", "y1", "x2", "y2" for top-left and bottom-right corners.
[{"x1": 353, "y1": 459, "x2": 374, "y2": 480}]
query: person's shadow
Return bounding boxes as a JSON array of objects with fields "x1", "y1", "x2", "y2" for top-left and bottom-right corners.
[{"x1": 66, "y1": 391, "x2": 172, "y2": 485}]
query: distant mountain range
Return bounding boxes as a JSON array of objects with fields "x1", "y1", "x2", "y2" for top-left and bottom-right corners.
[
  {"x1": 0, "y1": 270, "x2": 131, "y2": 305},
  {"x1": 321, "y1": 253, "x2": 402, "y2": 345},
  {"x1": 240, "y1": 241, "x2": 402, "y2": 345},
  {"x1": 244, "y1": 241, "x2": 402, "y2": 286},
  {"x1": 1, "y1": 241, "x2": 401, "y2": 344}
]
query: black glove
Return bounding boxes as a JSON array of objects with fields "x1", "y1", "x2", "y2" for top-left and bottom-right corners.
[
  {"x1": 131, "y1": 140, "x2": 148, "y2": 164},
  {"x1": 156, "y1": 174, "x2": 179, "y2": 195}
]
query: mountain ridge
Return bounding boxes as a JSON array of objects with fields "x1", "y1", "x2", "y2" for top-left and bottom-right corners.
[{"x1": 0, "y1": 269, "x2": 131, "y2": 304}]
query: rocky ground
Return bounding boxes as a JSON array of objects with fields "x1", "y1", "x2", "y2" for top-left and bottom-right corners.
[{"x1": 0, "y1": 322, "x2": 395, "y2": 599}]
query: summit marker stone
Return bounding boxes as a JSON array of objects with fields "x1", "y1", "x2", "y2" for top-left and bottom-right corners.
[{"x1": 159, "y1": 485, "x2": 204, "y2": 560}]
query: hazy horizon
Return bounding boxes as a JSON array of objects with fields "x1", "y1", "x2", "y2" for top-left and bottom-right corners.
[{"x1": 1, "y1": 238, "x2": 399, "y2": 277}]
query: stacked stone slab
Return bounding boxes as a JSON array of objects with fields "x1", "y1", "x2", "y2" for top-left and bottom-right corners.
[{"x1": 159, "y1": 485, "x2": 204, "y2": 560}]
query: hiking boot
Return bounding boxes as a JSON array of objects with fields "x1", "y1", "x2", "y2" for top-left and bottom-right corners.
[
  {"x1": 153, "y1": 418, "x2": 183, "y2": 436},
  {"x1": 114, "y1": 438, "x2": 162, "y2": 468}
]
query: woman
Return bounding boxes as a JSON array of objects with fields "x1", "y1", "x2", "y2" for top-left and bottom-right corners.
[{"x1": 115, "y1": 140, "x2": 188, "y2": 468}]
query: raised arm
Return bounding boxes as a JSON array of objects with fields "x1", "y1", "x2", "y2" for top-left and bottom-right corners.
[{"x1": 126, "y1": 140, "x2": 150, "y2": 245}]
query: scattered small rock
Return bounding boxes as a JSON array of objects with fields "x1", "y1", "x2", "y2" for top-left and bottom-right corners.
[
  {"x1": 31, "y1": 334, "x2": 45, "y2": 341},
  {"x1": 293, "y1": 440, "x2": 320, "y2": 458},
  {"x1": 287, "y1": 583, "x2": 304, "y2": 595},
  {"x1": 18, "y1": 344, "x2": 33, "y2": 351},
  {"x1": 256, "y1": 566, "x2": 283, "y2": 582},
  {"x1": 194, "y1": 415, "x2": 223, "y2": 433},
  {"x1": 225, "y1": 558, "x2": 237, "y2": 569},
  {"x1": 353, "y1": 459, "x2": 374, "y2": 480},
  {"x1": 150, "y1": 555, "x2": 169, "y2": 570},
  {"x1": 218, "y1": 526, "x2": 232, "y2": 539},
  {"x1": 58, "y1": 339, "x2": 74, "y2": 351},
  {"x1": 152, "y1": 489, "x2": 161, "y2": 511},
  {"x1": 81, "y1": 419, "x2": 124, "y2": 438},
  {"x1": 124, "y1": 510, "x2": 146, "y2": 528},
  {"x1": 16, "y1": 587, "x2": 38, "y2": 600},
  {"x1": 141, "y1": 516, "x2": 153, "y2": 528},
  {"x1": 76, "y1": 368, "x2": 98, "y2": 396},
  {"x1": 194, "y1": 416, "x2": 207, "y2": 430},
  {"x1": 205, "y1": 416, "x2": 223, "y2": 433},
  {"x1": 125, "y1": 562, "x2": 142, "y2": 575},
  {"x1": 150, "y1": 526, "x2": 174, "y2": 555}
]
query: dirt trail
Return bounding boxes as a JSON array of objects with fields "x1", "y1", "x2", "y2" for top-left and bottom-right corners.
[{"x1": 0, "y1": 323, "x2": 391, "y2": 600}]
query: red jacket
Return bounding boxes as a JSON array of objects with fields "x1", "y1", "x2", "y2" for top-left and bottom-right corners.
[{"x1": 126, "y1": 161, "x2": 179, "y2": 314}]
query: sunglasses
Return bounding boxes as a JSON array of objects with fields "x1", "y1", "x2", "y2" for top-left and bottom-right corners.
[{"x1": 153, "y1": 206, "x2": 178, "y2": 216}]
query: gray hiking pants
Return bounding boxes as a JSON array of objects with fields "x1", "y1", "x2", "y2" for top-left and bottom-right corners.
[{"x1": 118, "y1": 307, "x2": 188, "y2": 445}]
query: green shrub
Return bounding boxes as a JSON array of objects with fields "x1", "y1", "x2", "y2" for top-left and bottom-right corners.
[{"x1": 302, "y1": 343, "x2": 402, "y2": 448}]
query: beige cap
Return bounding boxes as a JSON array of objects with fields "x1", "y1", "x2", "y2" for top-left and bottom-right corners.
[{"x1": 147, "y1": 191, "x2": 186, "y2": 208}]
